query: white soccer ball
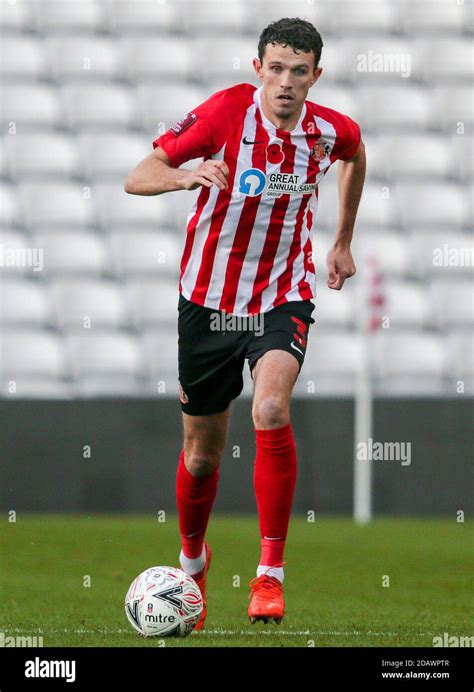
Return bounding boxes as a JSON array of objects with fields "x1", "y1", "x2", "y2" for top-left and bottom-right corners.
[{"x1": 125, "y1": 566, "x2": 203, "y2": 637}]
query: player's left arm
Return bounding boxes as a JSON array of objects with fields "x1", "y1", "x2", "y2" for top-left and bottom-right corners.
[{"x1": 327, "y1": 140, "x2": 366, "y2": 290}]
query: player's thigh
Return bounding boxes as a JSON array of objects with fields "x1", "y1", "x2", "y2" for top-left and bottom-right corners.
[
  {"x1": 251, "y1": 350, "x2": 300, "y2": 420},
  {"x1": 182, "y1": 406, "x2": 232, "y2": 467}
]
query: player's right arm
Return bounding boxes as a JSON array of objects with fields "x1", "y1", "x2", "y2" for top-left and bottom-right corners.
[{"x1": 124, "y1": 146, "x2": 229, "y2": 196}]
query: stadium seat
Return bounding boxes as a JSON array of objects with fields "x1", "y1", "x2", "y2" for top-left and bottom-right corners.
[
  {"x1": 410, "y1": 231, "x2": 473, "y2": 277},
  {"x1": 308, "y1": 85, "x2": 361, "y2": 122},
  {"x1": 320, "y1": 0, "x2": 397, "y2": 33},
  {"x1": 193, "y1": 38, "x2": 258, "y2": 82},
  {"x1": 433, "y1": 86, "x2": 473, "y2": 130},
  {"x1": 0, "y1": 84, "x2": 61, "y2": 127},
  {"x1": 0, "y1": 0, "x2": 33, "y2": 30},
  {"x1": 318, "y1": 181, "x2": 394, "y2": 229},
  {"x1": 373, "y1": 331, "x2": 445, "y2": 395},
  {"x1": 360, "y1": 86, "x2": 431, "y2": 130},
  {"x1": 125, "y1": 279, "x2": 179, "y2": 327},
  {"x1": 444, "y1": 331, "x2": 474, "y2": 394},
  {"x1": 185, "y1": 0, "x2": 251, "y2": 32},
  {"x1": 0, "y1": 36, "x2": 46, "y2": 79},
  {"x1": 33, "y1": 231, "x2": 108, "y2": 276},
  {"x1": 4, "y1": 133, "x2": 78, "y2": 179},
  {"x1": 45, "y1": 36, "x2": 122, "y2": 80},
  {"x1": 379, "y1": 281, "x2": 432, "y2": 329},
  {"x1": 73, "y1": 375, "x2": 143, "y2": 398},
  {"x1": 1, "y1": 329, "x2": 66, "y2": 378},
  {"x1": 120, "y1": 37, "x2": 193, "y2": 81},
  {"x1": 50, "y1": 279, "x2": 127, "y2": 329},
  {"x1": 140, "y1": 329, "x2": 180, "y2": 394},
  {"x1": 401, "y1": 0, "x2": 466, "y2": 33},
  {"x1": 61, "y1": 84, "x2": 136, "y2": 129},
  {"x1": 311, "y1": 283, "x2": 356, "y2": 328},
  {"x1": 108, "y1": 231, "x2": 181, "y2": 277},
  {"x1": 136, "y1": 83, "x2": 207, "y2": 130},
  {"x1": 394, "y1": 183, "x2": 470, "y2": 229},
  {"x1": 0, "y1": 278, "x2": 51, "y2": 326},
  {"x1": 343, "y1": 37, "x2": 420, "y2": 83},
  {"x1": 0, "y1": 184, "x2": 19, "y2": 226},
  {"x1": 0, "y1": 229, "x2": 37, "y2": 275},
  {"x1": 430, "y1": 280, "x2": 474, "y2": 329},
  {"x1": 450, "y1": 134, "x2": 474, "y2": 180},
  {"x1": 420, "y1": 38, "x2": 473, "y2": 82},
  {"x1": 65, "y1": 332, "x2": 142, "y2": 379},
  {"x1": 298, "y1": 331, "x2": 364, "y2": 396},
  {"x1": 77, "y1": 133, "x2": 149, "y2": 178},
  {"x1": 353, "y1": 231, "x2": 409, "y2": 277},
  {"x1": 0, "y1": 377, "x2": 72, "y2": 399},
  {"x1": 19, "y1": 182, "x2": 95, "y2": 229},
  {"x1": 95, "y1": 183, "x2": 171, "y2": 228},
  {"x1": 376, "y1": 135, "x2": 451, "y2": 178},
  {"x1": 33, "y1": 0, "x2": 106, "y2": 32},
  {"x1": 107, "y1": 0, "x2": 183, "y2": 32}
]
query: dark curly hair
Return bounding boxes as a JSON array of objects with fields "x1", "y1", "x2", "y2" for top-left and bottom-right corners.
[{"x1": 258, "y1": 17, "x2": 323, "y2": 69}]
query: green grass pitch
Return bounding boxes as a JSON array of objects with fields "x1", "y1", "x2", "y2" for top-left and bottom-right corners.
[{"x1": 1, "y1": 515, "x2": 472, "y2": 648}]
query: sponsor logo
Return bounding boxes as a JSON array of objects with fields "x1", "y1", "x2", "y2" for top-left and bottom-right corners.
[
  {"x1": 238, "y1": 168, "x2": 266, "y2": 196},
  {"x1": 291, "y1": 316, "x2": 308, "y2": 348},
  {"x1": 152, "y1": 585, "x2": 184, "y2": 609},
  {"x1": 290, "y1": 341, "x2": 304, "y2": 356},
  {"x1": 171, "y1": 112, "x2": 198, "y2": 137}
]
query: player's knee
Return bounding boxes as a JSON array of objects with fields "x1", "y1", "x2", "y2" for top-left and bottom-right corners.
[
  {"x1": 252, "y1": 397, "x2": 288, "y2": 430},
  {"x1": 184, "y1": 449, "x2": 221, "y2": 477}
]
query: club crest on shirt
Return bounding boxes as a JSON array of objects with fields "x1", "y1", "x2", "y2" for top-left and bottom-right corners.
[
  {"x1": 171, "y1": 112, "x2": 198, "y2": 137},
  {"x1": 310, "y1": 139, "x2": 330, "y2": 162}
]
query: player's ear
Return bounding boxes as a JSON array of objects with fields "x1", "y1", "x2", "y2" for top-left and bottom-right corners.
[
  {"x1": 253, "y1": 57, "x2": 263, "y2": 79},
  {"x1": 310, "y1": 66, "x2": 323, "y2": 87}
]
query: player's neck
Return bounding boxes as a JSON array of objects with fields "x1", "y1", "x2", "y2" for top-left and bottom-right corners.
[{"x1": 260, "y1": 89, "x2": 303, "y2": 132}]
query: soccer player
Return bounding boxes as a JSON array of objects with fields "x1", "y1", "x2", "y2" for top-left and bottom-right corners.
[{"x1": 125, "y1": 17, "x2": 366, "y2": 627}]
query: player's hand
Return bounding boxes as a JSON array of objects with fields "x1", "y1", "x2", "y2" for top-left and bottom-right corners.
[
  {"x1": 326, "y1": 244, "x2": 356, "y2": 290},
  {"x1": 182, "y1": 160, "x2": 229, "y2": 191}
]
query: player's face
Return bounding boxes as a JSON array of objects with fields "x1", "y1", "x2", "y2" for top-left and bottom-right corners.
[{"x1": 253, "y1": 43, "x2": 322, "y2": 121}]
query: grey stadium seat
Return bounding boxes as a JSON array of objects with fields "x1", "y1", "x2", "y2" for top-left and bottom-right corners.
[
  {"x1": 50, "y1": 279, "x2": 127, "y2": 329},
  {"x1": 19, "y1": 182, "x2": 95, "y2": 229},
  {"x1": 0, "y1": 0, "x2": 33, "y2": 30},
  {"x1": 420, "y1": 39, "x2": 473, "y2": 82},
  {"x1": 395, "y1": 183, "x2": 470, "y2": 229},
  {"x1": 4, "y1": 133, "x2": 78, "y2": 179},
  {"x1": 33, "y1": 231, "x2": 108, "y2": 276},
  {"x1": 444, "y1": 332, "x2": 474, "y2": 395},
  {"x1": 120, "y1": 37, "x2": 193, "y2": 81},
  {"x1": 77, "y1": 133, "x2": 149, "y2": 178},
  {"x1": 136, "y1": 84, "x2": 207, "y2": 131},
  {"x1": 400, "y1": 0, "x2": 466, "y2": 33},
  {"x1": 0, "y1": 84, "x2": 61, "y2": 127},
  {"x1": 0, "y1": 185, "x2": 19, "y2": 226},
  {"x1": 95, "y1": 183, "x2": 171, "y2": 228},
  {"x1": 360, "y1": 86, "x2": 432, "y2": 130},
  {"x1": 45, "y1": 36, "x2": 122, "y2": 80},
  {"x1": 410, "y1": 232, "x2": 473, "y2": 277},
  {"x1": 430, "y1": 280, "x2": 474, "y2": 329},
  {"x1": 311, "y1": 284, "x2": 356, "y2": 329},
  {"x1": 380, "y1": 281, "x2": 432, "y2": 329},
  {"x1": 433, "y1": 87, "x2": 473, "y2": 130},
  {"x1": 0, "y1": 36, "x2": 46, "y2": 79},
  {"x1": 184, "y1": 0, "x2": 251, "y2": 32},
  {"x1": 32, "y1": 0, "x2": 106, "y2": 32},
  {"x1": 375, "y1": 135, "x2": 451, "y2": 179},
  {"x1": 107, "y1": 0, "x2": 183, "y2": 32},
  {"x1": 125, "y1": 279, "x2": 179, "y2": 327},
  {"x1": 108, "y1": 231, "x2": 181, "y2": 278},
  {"x1": 61, "y1": 84, "x2": 135, "y2": 129},
  {"x1": 1, "y1": 329, "x2": 66, "y2": 379},
  {"x1": 65, "y1": 331, "x2": 142, "y2": 379},
  {"x1": 193, "y1": 38, "x2": 258, "y2": 82},
  {"x1": 0, "y1": 278, "x2": 51, "y2": 326},
  {"x1": 140, "y1": 329, "x2": 179, "y2": 395},
  {"x1": 353, "y1": 231, "x2": 409, "y2": 278},
  {"x1": 0, "y1": 230, "x2": 36, "y2": 275}
]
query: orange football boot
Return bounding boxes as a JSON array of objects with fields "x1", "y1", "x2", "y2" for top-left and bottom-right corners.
[{"x1": 248, "y1": 564, "x2": 286, "y2": 624}]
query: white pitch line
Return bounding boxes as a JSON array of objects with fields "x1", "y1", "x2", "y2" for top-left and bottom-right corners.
[{"x1": 3, "y1": 627, "x2": 438, "y2": 637}]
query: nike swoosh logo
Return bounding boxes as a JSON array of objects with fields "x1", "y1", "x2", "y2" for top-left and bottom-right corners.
[
  {"x1": 290, "y1": 341, "x2": 304, "y2": 356},
  {"x1": 242, "y1": 136, "x2": 264, "y2": 145}
]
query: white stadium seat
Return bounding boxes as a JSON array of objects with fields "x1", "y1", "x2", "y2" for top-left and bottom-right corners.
[
  {"x1": 73, "y1": 375, "x2": 143, "y2": 398},
  {"x1": 0, "y1": 84, "x2": 61, "y2": 127},
  {"x1": 311, "y1": 283, "x2": 356, "y2": 328},
  {"x1": 107, "y1": 0, "x2": 183, "y2": 32},
  {"x1": 185, "y1": 1, "x2": 250, "y2": 32},
  {"x1": 373, "y1": 331, "x2": 445, "y2": 395},
  {"x1": 0, "y1": 229, "x2": 36, "y2": 276},
  {"x1": 45, "y1": 36, "x2": 122, "y2": 80},
  {"x1": 1, "y1": 329, "x2": 66, "y2": 378},
  {"x1": 308, "y1": 85, "x2": 361, "y2": 122},
  {"x1": 450, "y1": 135, "x2": 474, "y2": 180},
  {"x1": 95, "y1": 183, "x2": 171, "y2": 228},
  {"x1": 193, "y1": 38, "x2": 257, "y2": 82},
  {"x1": 375, "y1": 135, "x2": 451, "y2": 178},
  {"x1": 33, "y1": 231, "x2": 108, "y2": 276},
  {"x1": 65, "y1": 332, "x2": 142, "y2": 378},
  {"x1": 77, "y1": 133, "x2": 149, "y2": 178},
  {"x1": 315, "y1": 40, "x2": 353, "y2": 83},
  {"x1": 50, "y1": 279, "x2": 127, "y2": 329},
  {"x1": 420, "y1": 38, "x2": 474, "y2": 82},
  {"x1": 321, "y1": 0, "x2": 398, "y2": 33},
  {"x1": 120, "y1": 37, "x2": 193, "y2": 81},
  {"x1": 318, "y1": 181, "x2": 394, "y2": 229},
  {"x1": 354, "y1": 231, "x2": 409, "y2": 278},
  {"x1": 136, "y1": 84, "x2": 207, "y2": 130},
  {"x1": 125, "y1": 279, "x2": 179, "y2": 327},
  {"x1": 0, "y1": 0, "x2": 33, "y2": 30},
  {"x1": 360, "y1": 86, "x2": 432, "y2": 130},
  {"x1": 0, "y1": 184, "x2": 19, "y2": 226},
  {"x1": 298, "y1": 331, "x2": 363, "y2": 396},
  {"x1": 0, "y1": 36, "x2": 46, "y2": 79},
  {"x1": 430, "y1": 280, "x2": 474, "y2": 329},
  {"x1": 33, "y1": 0, "x2": 106, "y2": 32},
  {"x1": 433, "y1": 86, "x2": 473, "y2": 130},
  {"x1": 380, "y1": 281, "x2": 432, "y2": 329},
  {"x1": 19, "y1": 182, "x2": 95, "y2": 229},
  {"x1": 4, "y1": 133, "x2": 78, "y2": 179},
  {"x1": 410, "y1": 232, "x2": 473, "y2": 277},
  {"x1": 0, "y1": 377, "x2": 72, "y2": 399},
  {"x1": 444, "y1": 332, "x2": 474, "y2": 394},
  {"x1": 108, "y1": 231, "x2": 181, "y2": 277},
  {"x1": 400, "y1": 0, "x2": 466, "y2": 33},
  {"x1": 394, "y1": 183, "x2": 470, "y2": 229},
  {"x1": 0, "y1": 278, "x2": 51, "y2": 326},
  {"x1": 140, "y1": 329, "x2": 180, "y2": 394},
  {"x1": 61, "y1": 84, "x2": 135, "y2": 129}
]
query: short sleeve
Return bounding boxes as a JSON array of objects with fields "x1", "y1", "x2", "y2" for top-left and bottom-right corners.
[
  {"x1": 332, "y1": 113, "x2": 361, "y2": 161},
  {"x1": 152, "y1": 90, "x2": 226, "y2": 168}
]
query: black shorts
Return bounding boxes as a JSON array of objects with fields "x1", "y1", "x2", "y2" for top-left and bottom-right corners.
[{"x1": 177, "y1": 294, "x2": 315, "y2": 416}]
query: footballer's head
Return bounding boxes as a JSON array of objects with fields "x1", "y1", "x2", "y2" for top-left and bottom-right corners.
[{"x1": 254, "y1": 17, "x2": 323, "y2": 122}]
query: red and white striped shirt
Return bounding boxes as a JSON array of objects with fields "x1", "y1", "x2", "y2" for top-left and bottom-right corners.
[{"x1": 153, "y1": 83, "x2": 360, "y2": 315}]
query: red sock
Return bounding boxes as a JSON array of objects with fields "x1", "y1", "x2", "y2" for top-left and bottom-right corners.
[
  {"x1": 176, "y1": 450, "x2": 219, "y2": 559},
  {"x1": 253, "y1": 424, "x2": 297, "y2": 566}
]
